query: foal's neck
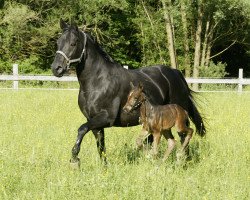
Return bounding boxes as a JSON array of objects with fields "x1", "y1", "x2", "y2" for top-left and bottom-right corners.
[{"x1": 139, "y1": 93, "x2": 152, "y2": 121}]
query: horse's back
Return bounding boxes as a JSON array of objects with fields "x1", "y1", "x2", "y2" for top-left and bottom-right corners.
[{"x1": 131, "y1": 65, "x2": 190, "y2": 107}]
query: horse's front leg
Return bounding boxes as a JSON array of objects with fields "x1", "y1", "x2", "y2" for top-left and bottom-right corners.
[
  {"x1": 70, "y1": 123, "x2": 89, "y2": 168},
  {"x1": 92, "y1": 129, "x2": 107, "y2": 164},
  {"x1": 70, "y1": 114, "x2": 108, "y2": 168},
  {"x1": 70, "y1": 97, "x2": 120, "y2": 168}
]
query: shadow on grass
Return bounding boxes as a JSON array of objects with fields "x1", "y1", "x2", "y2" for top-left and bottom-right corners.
[
  {"x1": 189, "y1": 139, "x2": 211, "y2": 163},
  {"x1": 116, "y1": 137, "x2": 211, "y2": 169},
  {"x1": 119, "y1": 143, "x2": 142, "y2": 164}
]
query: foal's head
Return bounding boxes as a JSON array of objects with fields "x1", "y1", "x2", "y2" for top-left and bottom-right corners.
[{"x1": 123, "y1": 82, "x2": 145, "y2": 112}]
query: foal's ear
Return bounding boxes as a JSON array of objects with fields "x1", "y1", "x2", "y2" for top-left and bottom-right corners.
[
  {"x1": 130, "y1": 82, "x2": 135, "y2": 89},
  {"x1": 60, "y1": 18, "x2": 68, "y2": 31}
]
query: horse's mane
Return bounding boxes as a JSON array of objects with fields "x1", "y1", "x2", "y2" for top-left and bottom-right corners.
[
  {"x1": 91, "y1": 37, "x2": 115, "y2": 63},
  {"x1": 68, "y1": 24, "x2": 115, "y2": 64}
]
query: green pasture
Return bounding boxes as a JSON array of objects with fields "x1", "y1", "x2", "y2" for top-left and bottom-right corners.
[{"x1": 0, "y1": 90, "x2": 249, "y2": 199}]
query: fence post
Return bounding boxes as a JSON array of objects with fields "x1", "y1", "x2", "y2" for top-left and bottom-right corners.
[
  {"x1": 238, "y1": 68, "x2": 243, "y2": 93},
  {"x1": 13, "y1": 64, "x2": 18, "y2": 90}
]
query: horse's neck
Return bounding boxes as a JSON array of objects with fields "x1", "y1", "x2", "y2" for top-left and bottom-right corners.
[{"x1": 76, "y1": 40, "x2": 115, "y2": 86}]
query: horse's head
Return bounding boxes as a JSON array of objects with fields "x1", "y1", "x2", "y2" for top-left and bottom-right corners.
[
  {"x1": 51, "y1": 19, "x2": 87, "y2": 77},
  {"x1": 123, "y1": 82, "x2": 144, "y2": 113}
]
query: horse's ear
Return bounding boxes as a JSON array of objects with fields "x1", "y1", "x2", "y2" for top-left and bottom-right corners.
[
  {"x1": 60, "y1": 18, "x2": 68, "y2": 31},
  {"x1": 138, "y1": 82, "x2": 143, "y2": 90},
  {"x1": 130, "y1": 82, "x2": 135, "y2": 89}
]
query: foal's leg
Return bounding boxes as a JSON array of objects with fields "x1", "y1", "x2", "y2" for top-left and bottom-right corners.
[
  {"x1": 151, "y1": 132, "x2": 161, "y2": 158},
  {"x1": 177, "y1": 125, "x2": 193, "y2": 161},
  {"x1": 180, "y1": 128, "x2": 193, "y2": 152},
  {"x1": 136, "y1": 126, "x2": 150, "y2": 150},
  {"x1": 162, "y1": 130, "x2": 176, "y2": 161},
  {"x1": 177, "y1": 132, "x2": 189, "y2": 156},
  {"x1": 92, "y1": 129, "x2": 107, "y2": 164}
]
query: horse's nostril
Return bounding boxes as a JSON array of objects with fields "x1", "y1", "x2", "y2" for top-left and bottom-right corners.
[
  {"x1": 56, "y1": 66, "x2": 62, "y2": 70},
  {"x1": 56, "y1": 66, "x2": 64, "y2": 74}
]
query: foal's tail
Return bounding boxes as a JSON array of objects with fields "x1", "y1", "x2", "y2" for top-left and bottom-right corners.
[{"x1": 187, "y1": 92, "x2": 206, "y2": 137}]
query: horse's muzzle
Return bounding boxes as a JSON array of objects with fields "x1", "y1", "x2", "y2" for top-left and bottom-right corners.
[{"x1": 51, "y1": 64, "x2": 66, "y2": 77}]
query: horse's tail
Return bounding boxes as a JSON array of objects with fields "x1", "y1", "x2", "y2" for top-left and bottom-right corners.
[
  {"x1": 187, "y1": 92, "x2": 206, "y2": 137},
  {"x1": 175, "y1": 70, "x2": 206, "y2": 137}
]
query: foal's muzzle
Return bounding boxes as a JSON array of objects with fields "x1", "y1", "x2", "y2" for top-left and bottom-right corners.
[{"x1": 123, "y1": 106, "x2": 131, "y2": 113}]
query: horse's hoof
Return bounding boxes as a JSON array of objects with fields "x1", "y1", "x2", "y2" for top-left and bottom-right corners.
[
  {"x1": 176, "y1": 151, "x2": 187, "y2": 167},
  {"x1": 176, "y1": 152, "x2": 185, "y2": 161},
  {"x1": 70, "y1": 158, "x2": 80, "y2": 170}
]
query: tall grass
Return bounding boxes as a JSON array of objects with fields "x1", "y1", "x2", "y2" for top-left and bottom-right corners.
[{"x1": 0, "y1": 90, "x2": 249, "y2": 199}]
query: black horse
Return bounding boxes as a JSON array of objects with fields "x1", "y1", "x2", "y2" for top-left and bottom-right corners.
[{"x1": 51, "y1": 19, "x2": 206, "y2": 165}]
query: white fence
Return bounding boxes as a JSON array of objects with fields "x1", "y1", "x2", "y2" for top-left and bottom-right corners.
[{"x1": 0, "y1": 64, "x2": 250, "y2": 92}]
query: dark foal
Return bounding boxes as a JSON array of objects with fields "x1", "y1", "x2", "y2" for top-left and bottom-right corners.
[{"x1": 123, "y1": 83, "x2": 194, "y2": 161}]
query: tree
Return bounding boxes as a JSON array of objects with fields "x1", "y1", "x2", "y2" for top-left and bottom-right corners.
[
  {"x1": 0, "y1": 0, "x2": 4, "y2": 9},
  {"x1": 0, "y1": 0, "x2": 249, "y2": 77},
  {"x1": 192, "y1": 0, "x2": 204, "y2": 90},
  {"x1": 180, "y1": 0, "x2": 191, "y2": 77},
  {"x1": 162, "y1": 0, "x2": 178, "y2": 69}
]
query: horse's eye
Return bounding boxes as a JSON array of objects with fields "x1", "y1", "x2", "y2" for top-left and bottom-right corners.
[{"x1": 71, "y1": 43, "x2": 76, "y2": 46}]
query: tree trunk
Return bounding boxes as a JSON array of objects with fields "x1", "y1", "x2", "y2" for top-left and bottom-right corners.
[
  {"x1": 201, "y1": 19, "x2": 210, "y2": 68},
  {"x1": 180, "y1": 0, "x2": 191, "y2": 77},
  {"x1": 192, "y1": 0, "x2": 204, "y2": 90},
  {"x1": 162, "y1": 0, "x2": 178, "y2": 69},
  {"x1": 205, "y1": 29, "x2": 213, "y2": 67}
]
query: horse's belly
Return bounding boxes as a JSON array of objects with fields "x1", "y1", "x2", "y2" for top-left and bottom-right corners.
[{"x1": 113, "y1": 110, "x2": 140, "y2": 127}]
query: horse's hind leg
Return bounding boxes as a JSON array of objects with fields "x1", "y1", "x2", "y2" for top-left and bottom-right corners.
[
  {"x1": 93, "y1": 129, "x2": 107, "y2": 164},
  {"x1": 162, "y1": 130, "x2": 176, "y2": 162}
]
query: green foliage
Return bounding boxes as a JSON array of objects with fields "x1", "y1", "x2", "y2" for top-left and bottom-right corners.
[
  {"x1": 0, "y1": 0, "x2": 249, "y2": 75},
  {"x1": 0, "y1": 91, "x2": 249, "y2": 199},
  {"x1": 199, "y1": 61, "x2": 228, "y2": 78},
  {"x1": 0, "y1": 2, "x2": 38, "y2": 60},
  {"x1": 18, "y1": 55, "x2": 43, "y2": 74}
]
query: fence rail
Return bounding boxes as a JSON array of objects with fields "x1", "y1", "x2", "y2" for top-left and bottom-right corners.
[{"x1": 0, "y1": 64, "x2": 249, "y2": 92}]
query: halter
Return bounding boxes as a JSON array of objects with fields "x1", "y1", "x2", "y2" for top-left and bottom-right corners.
[
  {"x1": 56, "y1": 31, "x2": 87, "y2": 70},
  {"x1": 131, "y1": 95, "x2": 146, "y2": 111}
]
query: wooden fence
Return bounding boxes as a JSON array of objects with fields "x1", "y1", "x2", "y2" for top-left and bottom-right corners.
[{"x1": 0, "y1": 64, "x2": 250, "y2": 92}]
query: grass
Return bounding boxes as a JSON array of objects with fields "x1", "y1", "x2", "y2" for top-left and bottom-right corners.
[{"x1": 0, "y1": 90, "x2": 249, "y2": 199}]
